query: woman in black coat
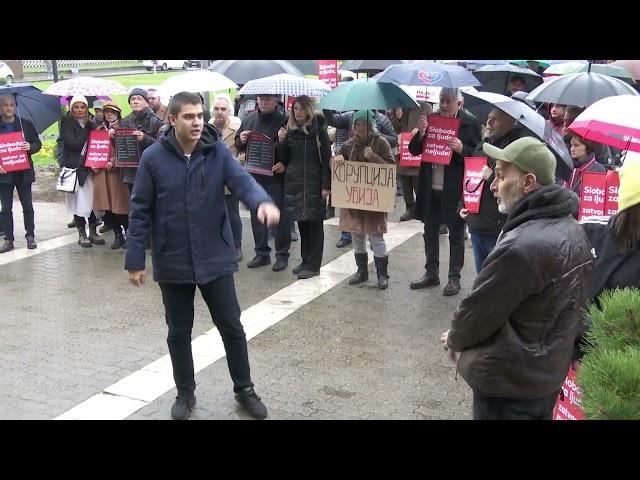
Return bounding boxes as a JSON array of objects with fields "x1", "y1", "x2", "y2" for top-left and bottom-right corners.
[
  {"x1": 60, "y1": 95, "x2": 104, "y2": 247},
  {"x1": 277, "y1": 96, "x2": 332, "y2": 279},
  {"x1": 574, "y1": 154, "x2": 640, "y2": 359}
]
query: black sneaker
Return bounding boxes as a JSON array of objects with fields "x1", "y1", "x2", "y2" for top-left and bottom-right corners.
[
  {"x1": 235, "y1": 388, "x2": 268, "y2": 420},
  {"x1": 170, "y1": 396, "x2": 196, "y2": 420}
]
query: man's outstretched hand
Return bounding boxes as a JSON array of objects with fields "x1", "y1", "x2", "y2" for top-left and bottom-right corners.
[
  {"x1": 128, "y1": 270, "x2": 146, "y2": 287},
  {"x1": 257, "y1": 202, "x2": 280, "y2": 226}
]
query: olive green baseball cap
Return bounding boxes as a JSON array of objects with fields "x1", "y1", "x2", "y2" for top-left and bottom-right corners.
[{"x1": 483, "y1": 136, "x2": 557, "y2": 186}]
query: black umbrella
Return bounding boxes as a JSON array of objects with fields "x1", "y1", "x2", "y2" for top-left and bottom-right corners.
[
  {"x1": 525, "y1": 71, "x2": 639, "y2": 106},
  {"x1": 208, "y1": 60, "x2": 304, "y2": 85},
  {"x1": 339, "y1": 60, "x2": 405, "y2": 75},
  {"x1": 462, "y1": 90, "x2": 573, "y2": 180},
  {"x1": 0, "y1": 83, "x2": 61, "y2": 134},
  {"x1": 284, "y1": 60, "x2": 318, "y2": 76},
  {"x1": 473, "y1": 64, "x2": 543, "y2": 95}
]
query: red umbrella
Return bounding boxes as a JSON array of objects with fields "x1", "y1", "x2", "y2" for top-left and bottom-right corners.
[{"x1": 568, "y1": 95, "x2": 640, "y2": 152}]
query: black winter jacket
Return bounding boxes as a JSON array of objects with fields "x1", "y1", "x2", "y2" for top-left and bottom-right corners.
[
  {"x1": 121, "y1": 107, "x2": 164, "y2": 184},
  {"x1": 60, "y1": 114, "x2": 95, "y2": 187},
  {"x1": 234, "y1": 109, "x2": 289, "y2": 186},
  {"x1": 0, "y1": 116, "x2": 41, "y2": 185},
  {"x1": 448, "y1": 184, "x2": 593, "y2": 398},
  {"x1": 409, "y1": 109, "x2": 482, "y2": 224},
  {"x1": 279, "y1": 114, "x2": 332, "y2": 222}
]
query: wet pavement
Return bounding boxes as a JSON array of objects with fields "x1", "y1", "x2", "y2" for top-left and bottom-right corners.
[{"x1": 1, "y1": 198, "x2": 475, "y2": 420}]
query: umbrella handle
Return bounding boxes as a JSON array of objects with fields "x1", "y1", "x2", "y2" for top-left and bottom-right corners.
[
  {"x1": 13, "y1": 93, "x2": 25, "y2": 132},
  {"x1": 464, "y1": 178, "x2": 485, "y2": 193}
]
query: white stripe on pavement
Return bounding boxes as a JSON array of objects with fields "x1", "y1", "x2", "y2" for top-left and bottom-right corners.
[
  {"x1": 56, "y1": 221, "x2": 423, "y2": 420},
  {"x1": 0, "y1": 233, "x2": 78, "y2": 266}
]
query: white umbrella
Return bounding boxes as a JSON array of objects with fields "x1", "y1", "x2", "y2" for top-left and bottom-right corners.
[
  {"x1": 568, "y1": 95, "x2": 640, "y2": 153},
  {"x1": 238, "y1": 74, "x2": 330, "y2": 98},
  {"x1": 158, "y1": 70, "x2": 238, "y2": 98},
  {"x1": 44, "y1": 76, "x2": 129, "y2": 96}
]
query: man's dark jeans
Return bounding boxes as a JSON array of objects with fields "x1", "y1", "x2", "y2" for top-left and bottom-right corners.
[
  {"x1": 472, "y1": 390, "x2": 559, "y2": 420},
  {"x1": 250, "y1": 181, "x2": 290, "y2": 259},
  {"x1": 159, "y1": 275, "x2": 254, "y2": 399},
  {"x1": 423, "y1": 190, "x2": 464, "y2": 280},
  {"x1": 0, "y1": 181, "x2": 34, "y2": 241}
]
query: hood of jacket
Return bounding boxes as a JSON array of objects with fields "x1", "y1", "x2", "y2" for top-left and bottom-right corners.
[
  {"x1": 160, "y1": 122, "x2": 219, "y2": 159},
  {"x1": 502, "y1": 183, "x2": 579, "y2": 234}
]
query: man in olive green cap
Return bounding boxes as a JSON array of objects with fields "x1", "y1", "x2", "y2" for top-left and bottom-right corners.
[{"x1": 440, "y1": 136, "x2": 594, "y2": 420}]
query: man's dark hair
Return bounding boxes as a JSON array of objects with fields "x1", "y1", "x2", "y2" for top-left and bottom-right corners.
[
  {"x1": 510, "y1": 75, "x2": 525, "y2": 84},
  {"x1": 168, "y1": 91, "x2": 202, "y2": 117}
]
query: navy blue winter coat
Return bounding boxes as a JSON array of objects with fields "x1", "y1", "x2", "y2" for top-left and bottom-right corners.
[{"x1": 125, "y1": 123, "x2": 272, "y2": 284}]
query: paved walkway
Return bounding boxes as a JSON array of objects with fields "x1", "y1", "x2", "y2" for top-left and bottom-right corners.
[{"x1": 1, "y1": 200, "x2": 474, "y2": 420}]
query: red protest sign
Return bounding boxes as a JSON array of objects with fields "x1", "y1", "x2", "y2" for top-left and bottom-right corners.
[
  {"x1": 553, "y1": 363, "x2": 584, "y2": 420},
  {"x1": 463, "y1": 157, "x2": 487, "y2": 214},
  {"x1": 605, "y1": 170, "x2": 620, "y2": 216},
  {"x1": 318, "y1": 60, "x2": 339, "y2": 89},
  {"x1": 579, "y1": 172, "x2": 606, "y2": 220},
  {"x1": 0, "y1": 131, "x2": 30, "y2": 173},
  {"x1": 84, "y1": 130, "x2": 111, "y2": 168},
  {"x1": 398, "y1": 132, "x2": 421, "y2": 167},
  {"x1": 421, "y1": 115, "x2": 461, "y2": 165}
]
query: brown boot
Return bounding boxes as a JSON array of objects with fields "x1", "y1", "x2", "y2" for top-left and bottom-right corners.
[
  {"x1": 77, "y1": 225, "x2": 92, "y2": 248},
  {"x1": 88, "y1": 223, "x2": 105, "y2": 245}
]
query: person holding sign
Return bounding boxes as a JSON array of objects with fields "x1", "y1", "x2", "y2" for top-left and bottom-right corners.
[
  {"x1": 409, "y1": 88, "x2": 482, "y2": 296},
  {"x1": 121, "y1": 88, "x2": 164, "y2": 192},
  {"x1": 0, "y1": 95, "x2": 41, "y2": 252},
  {"x1": 91, "y1": 101, "x2": 131, "y2": 250},
  {"x1": 235, "y1": 94, "x2": 291, "y2": 272},
  {"x1": 60, "y1": 95, "x2": 105, "y2": 248},
  {"x1": 126, "y1": 92, "x2": 279, "y2": 420},
  {"x1": 441, "y1": 137, "x2": 592, "y2": 420},
  {"x1": 565, "y1": 133, "x2": 606, "y2": 198},
  {"x1": 574, "y1": 153, "x2": 640, "y2": 361},
  {"x1": 278, "y1": 96, "x2": 332, "y2": 279},
  {"x1": 458, "y1": 108, "x2": 522, "y2": 273},
  {"x1": 334, "y1": 110, "x2": 395, "y2": 290}
]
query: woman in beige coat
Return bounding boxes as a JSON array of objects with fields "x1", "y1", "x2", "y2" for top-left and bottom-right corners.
[
  {"x1": 333, "y1": 110, "x2": 395, "y2": 289},
  {"x1": 92, "y1": 101, "x2": 131, "y2": 249}
]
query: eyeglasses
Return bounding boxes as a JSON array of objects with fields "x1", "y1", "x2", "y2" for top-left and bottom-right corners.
[{"x1": 213, "y1": 107, "x2": 228, "y2": 111}]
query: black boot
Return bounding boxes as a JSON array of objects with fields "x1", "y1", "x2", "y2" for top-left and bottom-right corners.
[
  {"x1": 77, "y1": 225, "x2": 92, "y2": 248},
  {"x1": 88, "y1": 223, "x2": 105, "y2": 245},
  {"x1": 67, "y1": 218, "x2": 76, "y2": 228},
  {"x1": 111, "y1": 229, "x2": 125, "y2": 249},
  {"x1": 400, "y1": 206, "x2": 414, "y2": 222},
  {"x1": 374, "y1": 255, "x2": 389, "y2": 290},
  {"x1": 349, "y1": 252, "x2": 369, "y2": 285}
]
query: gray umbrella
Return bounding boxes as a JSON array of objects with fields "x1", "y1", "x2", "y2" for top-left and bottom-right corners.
[
  {"x1": 284, "y1": 60, "x2": 319, "y2": 76},
  {"x1": 339, "y1": 60, "x2": 405, "y2": 74},
  {"x1": 462, "y1": 90, "x2": 573, "y2": 180},
  {"x1": 473, "y1": 64, "x2": 543, "y2": 95},
  {"x1": 375, "y1": 62, "x2": 481, "y2": 88},
  {"x1": 525, "y1": 71, "x2": 639, "y2": 106},
  {"x1": 208, "y1": 60, "x2": 304, "y2": 85}
]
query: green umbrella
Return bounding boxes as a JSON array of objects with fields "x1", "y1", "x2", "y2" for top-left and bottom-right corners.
[
  {"x1": 508, "y1": 60, "x2": 551, "y2": 69},
  {"x1": 544, "y1": 62, "x2": 636, "y2": 84},
  {"x1": 318, "y1": 79, "x2": 418, "y2": 111}
]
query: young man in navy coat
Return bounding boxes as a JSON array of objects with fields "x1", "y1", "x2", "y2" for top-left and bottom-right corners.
[{"x1": 126, "y1": 92, "x2": 280, "y2": 420}]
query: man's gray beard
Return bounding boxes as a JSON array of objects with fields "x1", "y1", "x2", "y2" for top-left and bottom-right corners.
[{"x1": 497, "y1": 182, "x2": 524, "y2": 215}]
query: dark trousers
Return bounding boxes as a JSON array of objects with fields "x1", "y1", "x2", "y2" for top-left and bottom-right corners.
[
  {"x1": 74, "y1": 211, "x2": 98, "y2": 227},
  {"x1": 250, "y1": 181, "x2": 290, "y2": 259},
  {"x1": 0, "y1": 181, "x2": 34, "y2": 241},
  {"x1": 400, "y1": 175, "x2": 420, "y2": 208},
  {"x1": 159, "y1": 275, "x2": 253, "y2": 399},
  {"x1": 298, "y1": 220, "x2": 324, "y2": 271},
  {"x1": 423, "y1": 190, "x2": 464, "y2": 280},
  {"x1": 225, "y1": 194, "x2": 242, "y2": 248},
  {"x1": 470, "y1": 232, "x2": 498, "y2": 273},
  {"x1": 472, "y1": 390, "x2": 559, "y2": 420},
  {"x1": 103, "y1": 211, "x2": 129, "y2": 233}
]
